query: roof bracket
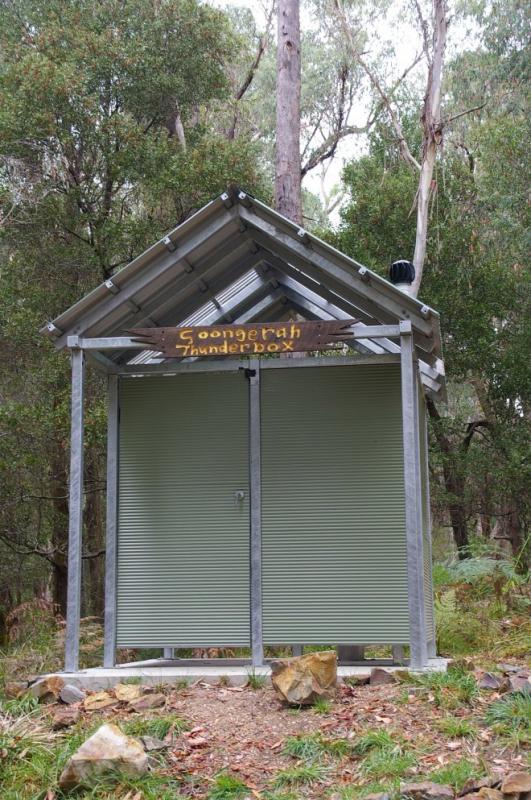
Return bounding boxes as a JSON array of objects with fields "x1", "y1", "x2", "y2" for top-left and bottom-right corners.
[
  {"x1": 297, "y1": 228, "x2": 311, "y2": 245},
  {"x1": 162, "y1": 236, "x2": 176, "y2": 252},
  {"x1": 420, "y1": 305, "x2": 432, "y2": 318},
  {"x1": 182, "y1": 259, "x2": 194, "y2": 274},
  {"x1": 358, "y1": 267, "x2": 371, "y2": 283},
  {"x1": 238, "y1": 191, "x2": 252, "y2": 208},
  {"x1": 104, "y1": 279, "x2": 120, "y2": 295},
  {"x1": 45, "y1": 321, "x2": 64, "y2": 337},
  {"x1": 220, "y1": 192, "x2": 233, "y2": 208}
]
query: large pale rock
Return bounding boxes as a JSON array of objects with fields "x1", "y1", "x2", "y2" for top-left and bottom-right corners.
[
  {"x1": 84, "y1": 690, "x2": 117, "y2": 711},
  {"x1": 58, "y1": 723, "x2": 148, "y2": 790},
  {"x1": 270, "y1": 650, "x2": 337, "y2": 705},
  {"x1": 501, "y1": 773, "x2": 531, "y2": 795},
  {"x1": 114, "y1": 683, "x2": 142, "y2": 702},
  {"x1": 400, "y1": 781, "x2": 454, "y2": 800},
  {"x1": 29, "y1": 675, "x2": 64, "y2": 703},
  {"x1": 130, "y1": 692, "x2": 166, "y2": 711}
]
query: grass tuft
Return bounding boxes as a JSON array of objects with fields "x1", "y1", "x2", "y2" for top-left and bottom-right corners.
[
  {"x1": 429, "y1": 758, "x2": 485, "y2": 792},
  {"x1": 436, "y1": 716, "x2": 477, "y2": 738},
  {"x1": 273, "y1": 763, "x2": 328, "y2": 788},
  {"x1": 352, "y1": 729, "x2": 397, "y2": 755},
  {"x1": 406, "y1": 667, "x2": 479, "y2": 709},
  {"x1": 313, "y1": 696, "x2": 332, "y2": 714},
  {"x1": 360, "y1": 750, "x2": 416, "y2": 779},
  {"x1": 207, "y1": 772, "x2": 250, "y2": 799},
  {"x1": 485, "y1": 690, "x2": 531, "y2": 732},
  {"x1": 283, "y1": 732, "x2": 353, "y2": 762},
  {"x1": 246, "y1": 669, "x2": 267, "y2": 690},
  {"x1": 123, "y1": 712, "x2": 188, "y2": 739}
]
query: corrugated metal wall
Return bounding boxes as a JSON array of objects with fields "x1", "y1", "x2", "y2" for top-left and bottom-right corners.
[
  {"x1": 418, "y1": 388, "x2": 435, "y2": 641},
  {"x1": 117, "y1": 373, "x2": 250, "y2": 647},
  {"x1": 260, "y1": 364, "x2": 410, "y2": 644}
]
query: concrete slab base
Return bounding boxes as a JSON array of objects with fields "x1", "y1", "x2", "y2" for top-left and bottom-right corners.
[{"x1": 43, "y1": 658, "x2": 448, "y2": 691}]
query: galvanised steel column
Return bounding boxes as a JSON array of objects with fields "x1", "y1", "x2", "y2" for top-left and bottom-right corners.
[
  {"x1": 400, "y1": 321, "x2": 428, "y2": 669},
  {"x1": 64, "y1": 348, "x2": 86, "y2": 672},
  {"x1": 103, "y1": 374, "x2": 119, "y2": 668},
  {"x1": 249, "y1": 359, "x2": 264, "y2": 666}
]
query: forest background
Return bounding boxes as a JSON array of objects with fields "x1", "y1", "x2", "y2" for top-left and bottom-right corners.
[{"x1": 0, "y1": 0, "x2": 529, "y2": 653}]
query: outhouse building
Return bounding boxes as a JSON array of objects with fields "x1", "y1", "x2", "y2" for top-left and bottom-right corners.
[{"x1": 42, "y1": 189, "x2": 445, "y2": 674}]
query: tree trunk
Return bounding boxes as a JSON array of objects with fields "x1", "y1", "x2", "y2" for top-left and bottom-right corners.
[
  {"x1": 275, "y1": 0, "x2": 302, "y2": 224},
  {"x1": 426, "y1": 399, "x2": 470, "y2": 557},
  {"x1": 411, "y1": 0, "x2": 447, "y2": 297}
]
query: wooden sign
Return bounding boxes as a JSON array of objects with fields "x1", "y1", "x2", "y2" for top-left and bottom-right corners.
[{"x1": 129, "y1": 320, "x2": 356, "y2": 358}]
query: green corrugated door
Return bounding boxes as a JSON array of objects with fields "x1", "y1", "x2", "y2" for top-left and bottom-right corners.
[
  {"x1": 117, "y1": 373, "x2": 250, "y2": 647},
  {"x1": 261, "y1": 363, "x2": 409, "y2": 645}
]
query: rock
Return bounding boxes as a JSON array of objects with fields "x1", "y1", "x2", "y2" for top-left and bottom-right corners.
[
  {"x1": 400, "y1": 781, "x2": 454, "y2": 800},
  {"x1": 29, "y1": 675, "x2": 65, "y2": 703},
  {"x1": 476, "y1": 789, "x2": 504, "y2": 800},
  {"x1": 477, "y1": 672, "x2": 507, "y2": 691},
  {"x1": 130, "y1": 692, "x2": 166, "y2": 711},
  {"x1": 364, "y1": 793, "x2": 391, "y2": 800},
  {"x1": 4, "y1": 681, "x2": 27, "y2": 698},
  {"x1": 141, "y1": 735, "x2": 169, "y2": 751},
  {"x1": 114, "y1": 683, "x2": 143, "y2": 702},
  {"x1": 271, "y1": 650, "x2": 337, "y2": 706},
  {"x1": 60, "y1": 684, "x2": 86, "y2": 704},
  {"x1": 501, "y1": 773, "x2": 531, "y2": 795},
  {"x1": 496, "y1": 664, "x2": 520, "y2": 674},
  {"x1": 84, "y1": 690, "x2": 117, "y2": 711},
  {"x1": 370, "y1": 667, "x2": 397, "y2": 686},
  {"x1": 51, "y1": 706, "x2": 81, "y2": 730},
  {"x1": 459, "y1": 778, "x2": 500, "y2": 796},
  {"x1": 59, "y1": 723, "x2": 148, "y2": 790},
  {"x1": 508, "y1": 671, "x2": 531, "y2": 693}
]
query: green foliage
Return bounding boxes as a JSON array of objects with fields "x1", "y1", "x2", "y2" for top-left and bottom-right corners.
[
  {"x1": 352, "y1": 730, "x2": 397, "y2": 755},
  {"x1": 360, "y1": 749, "x2": 416, "y2": 780},
  {"x1": 411, "y1": 667, "x2": 479, "y2": 709},
  {"x1": 123, "y1": 713, "x2": 188, "y2": 739},
  {"x1": 313, "y1": 696, "x2": 332, "y2": 714},
  {"x1": 428, "y1": 758, "x2": 485, "y2": 792},
  {"x1": 246, "y1": 669, "x2": 267, "y2": 690},
  {"x1": 436, "y1": 716, "x2": 477, "y2": 738},
  {"x1": 485, "y1": 692, "x2": 531, "y2": 734},
  {"x1": 272, "y1": 763, "x2": 328, "y2": 788},
  {"x1": 283, "y1": 732, "x2": 353, "y2": 762},
  {"x1": 208, "y1": 773, "x2": 250, "y2": 800}
]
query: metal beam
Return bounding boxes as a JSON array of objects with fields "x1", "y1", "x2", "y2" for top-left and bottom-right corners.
[
  {"x1": 400, "y1": 321, "x2": 428, "y2": 669},
  {"x1": 249, "y1": 229, "x2": 437, "y2": 360},
  {"x1": 249, "y1": 359, "x2": 264, "y2": 666},
  {"x1": 64, "y1": 349, "x2": 86, "y2": 672},
  {"x1": 420, "y1": 382, "x2": 436, "y2": 659},
  {"x1": 54, "y1": 210, "x2": 240, "y2": 348},
  {"x1": 240, "y1": 209, "x2": 436, "y2": 340},
  {"x1": 103, "y1": 375, "x2": 119, "y2": 668}
]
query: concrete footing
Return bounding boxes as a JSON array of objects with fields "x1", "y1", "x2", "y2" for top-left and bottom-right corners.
[{"x1": 43, "y1": 658, "x2": 448, "y2": 691}]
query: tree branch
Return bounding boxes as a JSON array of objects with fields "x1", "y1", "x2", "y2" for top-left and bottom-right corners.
[{"x1": 333, "y1": 0, "x2": 421, "y2": 171}]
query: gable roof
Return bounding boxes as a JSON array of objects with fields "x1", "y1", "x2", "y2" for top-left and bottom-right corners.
[{"x1": 41, "y1": 187, "x2": 445, "y2": 399}]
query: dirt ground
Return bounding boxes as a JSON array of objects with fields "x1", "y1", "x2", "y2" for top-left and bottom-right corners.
[{"x1": 84, "y1": 678, "x2": 529, "y2": 798}]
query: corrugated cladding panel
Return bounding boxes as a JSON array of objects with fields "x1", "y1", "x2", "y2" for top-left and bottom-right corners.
[
  {"x1": 418, "y1": 390, "x2": 435, "y2": 640},
  {"x1": 117, "y1": 373, "x2": 250, "y2": 647},
  {"x1": 261, "y1": 364, "x2": 410, "y2": 644}
]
